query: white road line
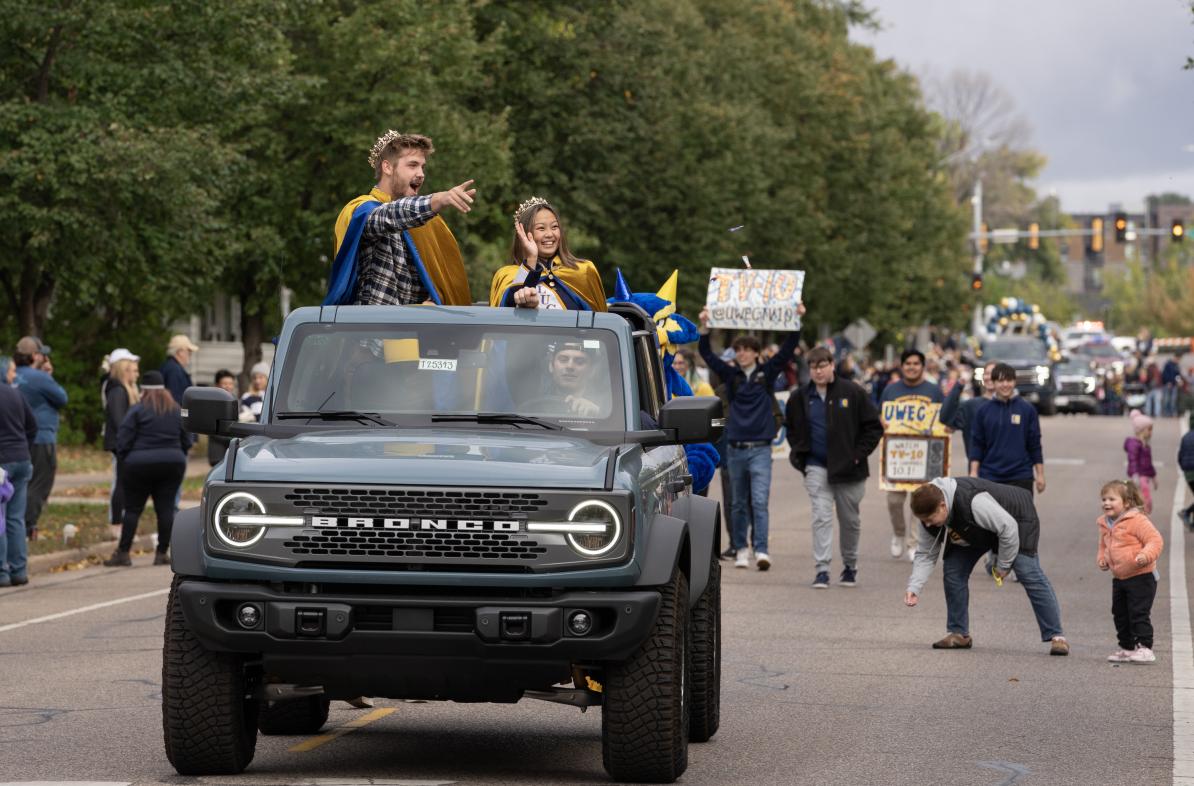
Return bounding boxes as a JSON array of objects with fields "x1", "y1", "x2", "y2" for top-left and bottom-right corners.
[
  {"x1": 1173, "y1": 418, "x2": 1194, "y2": 785},
  {"x1": 1044, "y1": 457, "x2": 1086, "y2": 465},
  {"x1": 0, "y1": 589, "x2": 169, "y2": 634}
]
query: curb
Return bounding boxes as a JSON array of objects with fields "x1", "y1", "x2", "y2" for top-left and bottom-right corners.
[{"x1": 27, "y1": 533, "x2": 159, "y2": 576}]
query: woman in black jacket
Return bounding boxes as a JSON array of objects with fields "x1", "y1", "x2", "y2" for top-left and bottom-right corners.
[
  {"x1": 102, "y1": 351, "x2": 140, "y2": 529},
  {"x1": 104, "y1": 370, "x2": 193, "y2": 567}
]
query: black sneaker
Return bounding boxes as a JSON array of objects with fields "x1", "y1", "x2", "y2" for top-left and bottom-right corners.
[
  {"x1": 839, "y1": 567, "x2": 857, "y2": 587},
  {"x1": 812, "y1": 571, "x2": 830, "y2": 589},
  {"x1": 720, "y1": 546, "x2": 737, "y2": 560}
]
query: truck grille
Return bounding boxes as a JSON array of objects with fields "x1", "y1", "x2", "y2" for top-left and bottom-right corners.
[
  {"x1": 282, "y1": 530, "x2": 548, "y2": 561},
  {"x1": 283, "y1": 487, "x2": 549, "y2": 518},
  {"x1": 1058, "y1": 380, "x2": 1089, "y2": 394},
  {"x1": 1014, "y1": 369, "x2": 1040, "y2": 386}
]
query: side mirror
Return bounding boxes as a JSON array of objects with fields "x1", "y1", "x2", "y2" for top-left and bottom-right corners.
[
  {"x1": 658, "y1": 396, "x2": 724, "y2": 444},
  {"x1": 182, "y1": 386, "x2": 238, "y2": 435}
]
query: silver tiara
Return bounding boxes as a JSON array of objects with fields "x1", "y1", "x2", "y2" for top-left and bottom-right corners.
[
  {"x1": 514, "y1": 196, "x2": 550, "y2": 221},
  {"x1": 368, "y1": 129, "x2": 402, "y2": 169}
]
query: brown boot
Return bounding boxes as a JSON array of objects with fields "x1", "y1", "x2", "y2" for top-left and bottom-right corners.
[
  {"x1": 153, "y1": 550, "x2": 171, "y2": 566},
  {"x1": 932, "y1": 632, "x2": 973, "y2": 649},
  {"x1": 103, "y1": 549, "x2": 132, "y2": 567}
]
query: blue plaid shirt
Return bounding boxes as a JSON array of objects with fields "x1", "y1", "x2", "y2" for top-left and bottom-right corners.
[{"x1": 351, "y1": 194, "x2": 435, "y2": 305}]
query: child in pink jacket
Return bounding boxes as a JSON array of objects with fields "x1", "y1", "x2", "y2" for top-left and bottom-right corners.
[
  {"x1": 1125, "y1": 410, "x2": 1157, "y2": 514},
  {"x1": 1097, "y1": 479, "x2": 1164, "y2": 663}
]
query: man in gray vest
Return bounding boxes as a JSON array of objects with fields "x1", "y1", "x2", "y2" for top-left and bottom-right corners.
[{"x1": 903, "y1": 476, "x2": 1069, "y2": 656}]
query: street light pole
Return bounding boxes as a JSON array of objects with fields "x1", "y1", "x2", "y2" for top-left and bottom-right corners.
[{"x1": 971, "y1": 179, "x2": 984, "y2": 337}]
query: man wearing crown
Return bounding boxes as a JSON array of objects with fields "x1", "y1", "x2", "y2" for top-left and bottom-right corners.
[{"x1": 325, "y1": 131, "x2": 477, "y2": 306}]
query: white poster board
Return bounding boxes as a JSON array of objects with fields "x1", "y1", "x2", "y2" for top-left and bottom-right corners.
[{"x1": 706, "y1": 268, "x2": 805, "y2": 331}]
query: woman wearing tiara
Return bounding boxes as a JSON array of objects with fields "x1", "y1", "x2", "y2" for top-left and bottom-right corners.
[{"x1": 489, "y1": 197, "x2": 607, "y2": 311}]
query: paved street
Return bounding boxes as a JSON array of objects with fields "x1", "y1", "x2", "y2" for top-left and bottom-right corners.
[{"x1": 0, "y1": 414, "x2": 1188, "y2": 785}]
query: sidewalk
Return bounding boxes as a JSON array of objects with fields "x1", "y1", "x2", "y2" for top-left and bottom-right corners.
[{"x1": 27, "y1": 458, "x2": 209, "y2": 574}]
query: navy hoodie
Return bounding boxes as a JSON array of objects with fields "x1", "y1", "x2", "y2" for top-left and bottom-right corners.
[{"x1": 970, "y1": 394, "x2": 1042, "y2": 482}]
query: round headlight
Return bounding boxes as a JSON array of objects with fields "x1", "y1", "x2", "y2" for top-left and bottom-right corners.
[
  {"x1": 566, "y1": 500, "x2": 621, "y2": 557},
  {"x1": 213, "y1": 492, "x2": 268, "y2": 548}
]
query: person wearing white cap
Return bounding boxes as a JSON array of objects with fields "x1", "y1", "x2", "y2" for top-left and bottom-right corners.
[
  {"x1": 160, "y1": 334, "x2": 198, "y2": 407},
  {"x1": 240, "y1": 361, "x2": 270, "y2": 422},
  {"x1": 102, "y1": 348, "x2": 141, "y2": 529}
]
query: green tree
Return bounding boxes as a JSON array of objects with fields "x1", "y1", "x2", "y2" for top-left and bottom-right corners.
[{"x1": 0, "y1": 0, "x2": 301, "y2": 440}]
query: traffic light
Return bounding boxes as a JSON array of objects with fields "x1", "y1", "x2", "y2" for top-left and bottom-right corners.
[
  {"x1": 1028, "y1": 222, "x2": 1039, "y2": 250},
  {"x1": 978, "y1": 223, "x2": 989, "y2": 253},
  {"x1": 970, "y1": 272, "x2": 983, "y2": 291},
  {"x1": 1114, "y1": 212, "x2": 1127, "y2": 243},
  {"x1": 1173, "y1": 220, "x2": 1185, "y2": 242},
  {"x1": 1090, "y1": 217, "x2": 1104, "y2": 253}
]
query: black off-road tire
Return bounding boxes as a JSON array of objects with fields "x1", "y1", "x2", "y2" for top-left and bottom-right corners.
[
  {"x1": 602, "y1": 569, "x2": 689, "y2": 783},
  {"x1": 162, "y1": 576, "x2": 259, "y2": 774},
  {"x1": 258, "y1": 696, "x2": 331, "y2": 735},
  {"x1": 689, "y1": 556, "x2": 721, "y2": 742}
]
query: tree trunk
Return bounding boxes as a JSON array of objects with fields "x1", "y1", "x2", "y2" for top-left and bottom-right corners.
[
  {"x1": 19, "y1": 258, "x2": 54, "y2": 337},
  {"x1": 240, "y1": 307, "x2": 265, "y2": 392}
]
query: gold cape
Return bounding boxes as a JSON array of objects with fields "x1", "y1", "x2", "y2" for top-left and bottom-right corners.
[
  {"x1": 489, "y1": 258, "x2": 608, "y2": 311},
  {"x1": 333, "y1": 187, "x2": 472, "y2": 306}
]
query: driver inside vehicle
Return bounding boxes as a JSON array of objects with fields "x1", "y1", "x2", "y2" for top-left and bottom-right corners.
[{"x1": 526, "y1": 342, "x2": 606, "y2": 418}]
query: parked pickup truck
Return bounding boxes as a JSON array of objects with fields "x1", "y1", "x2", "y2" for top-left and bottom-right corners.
[{"x1": 162, "y1": 303, "x2": 724, "y2": 784}]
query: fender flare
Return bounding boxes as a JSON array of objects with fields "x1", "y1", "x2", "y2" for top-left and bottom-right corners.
[
  {"x1": 671, "y1": 494, "x2": 720, "y2": 606},
  {"x1": 170, "y1": 506, "x2": 205, "y2": 577},
  {"x1": 634, "y1": 514, "x2": 687, "y2": 593}
]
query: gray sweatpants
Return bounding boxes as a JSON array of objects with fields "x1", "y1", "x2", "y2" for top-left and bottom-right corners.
[
  {"x1": 804, "y1": 465, "x2": 866, "y2": 572},
  {"x1": 886, "y1": 489, "x2": 917, "y2": 549}
]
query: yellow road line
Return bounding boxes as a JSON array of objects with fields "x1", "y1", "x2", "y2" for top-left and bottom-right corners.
[{"x1": 289, "y1": 707, "x2": 396, "y2": 752}]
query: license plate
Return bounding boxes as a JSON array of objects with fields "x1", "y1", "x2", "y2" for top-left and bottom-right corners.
[
  {"x1": 1055, "y1": 396, "x2": 1069, "y2": 406},
  {"x1": 1025, "y1": 392, "x2": 1039, "y2": 402}
]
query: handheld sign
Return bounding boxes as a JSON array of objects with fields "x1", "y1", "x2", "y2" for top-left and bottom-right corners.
[
  {"x1": 706, "y1": 268, "x2": 804, "y2": 331},
  {"x1": 879, "y1": 400, "x2": 951, "y2": 492}
]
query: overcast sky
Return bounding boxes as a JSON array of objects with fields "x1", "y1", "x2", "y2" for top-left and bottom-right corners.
[{"x1": 854, "y1": 0, "x2": 1194, "y2": 214}]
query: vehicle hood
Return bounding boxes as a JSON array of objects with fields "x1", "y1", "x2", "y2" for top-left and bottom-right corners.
[{"x1": 230, "y1": 428, "x2": 612, "y2": 488}]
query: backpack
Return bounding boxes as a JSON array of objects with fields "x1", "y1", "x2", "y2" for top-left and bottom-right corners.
[{"x1": 718, "y1": 368, "x2": 784, "y2": 431}]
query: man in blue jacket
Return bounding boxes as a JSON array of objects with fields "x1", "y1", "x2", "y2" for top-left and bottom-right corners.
[
  {"x1": 969, "y1": 363, "x2": 1045, "y2": 495},
  {"x1": 698, "y1": 303, "x2": 804, "y2": 571},
  {"x1": 13, "y1": 336, "x2": 68, "y2": 539}
]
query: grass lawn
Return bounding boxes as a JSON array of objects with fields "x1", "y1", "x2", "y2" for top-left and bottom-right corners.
[
  {"x1": 29, "y1": 502, "x2": 164, "y2": 557},
  {"x1": 52, "y1": 475, "x2": 203, "y2": 502},
  {"x1": 57, "y1": 439, "x2": 210, "y2": 476},
  {"x1": 57, "y1": 444, "x2": 113, "y2": 475}
]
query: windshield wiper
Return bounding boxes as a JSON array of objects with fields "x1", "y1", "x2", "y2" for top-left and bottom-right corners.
[
  {"x1": 431, "y1": 412, "x2": 564, "y2": 430},
  {"x1": 275, "y1": 410, "x2": 397, "y2": 427}
]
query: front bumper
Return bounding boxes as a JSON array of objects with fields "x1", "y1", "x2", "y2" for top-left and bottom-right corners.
[{"x1": 177, "y1": 580, "x2": 660, "y2": 699}]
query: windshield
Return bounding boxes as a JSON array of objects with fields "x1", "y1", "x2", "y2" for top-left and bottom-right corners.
[
  {"x1": 274, "y1": 322, "x2": 626, "y2": 430},
  {"x1": 982, "y1": 340, "x2": 1048, "y2": 362}
]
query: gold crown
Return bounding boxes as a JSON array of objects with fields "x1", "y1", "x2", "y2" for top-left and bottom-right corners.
[
  {"x1": 514, "y1": 196, "x2": 550, "y2": 221},
  {"x1": 368, "y1": 129, "x2": 402, "y2": 169}
]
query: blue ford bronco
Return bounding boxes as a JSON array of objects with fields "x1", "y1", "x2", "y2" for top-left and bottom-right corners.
[{"x1": 162, "y1": 302, "x2": 724, "y2": 783}]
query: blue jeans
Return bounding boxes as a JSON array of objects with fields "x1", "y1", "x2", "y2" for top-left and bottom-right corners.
[
  {"x1": 726, "y1": 444, "x2": 772, "y2": 553},
  {"x1": 943, "y1": 544, "x2": 1063, "y2": 641},
  {"x1": 0, "y1": 460, "x2": 33, "y2": 580},
  {"x1": 1144, "y1": 388, "x2": 1163, "y2": 418}
]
